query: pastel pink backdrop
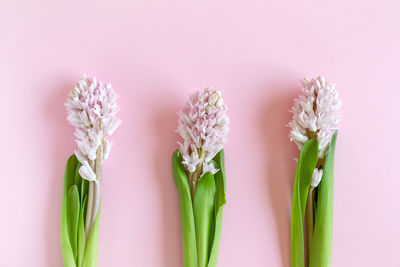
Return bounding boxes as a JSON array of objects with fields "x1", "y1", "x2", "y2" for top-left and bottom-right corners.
[{"x1": 1, "y1": 0, "x2": 399, "y2": 266}]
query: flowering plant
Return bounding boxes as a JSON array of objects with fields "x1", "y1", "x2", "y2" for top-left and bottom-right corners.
[
  {"x1": 288, "y1": 76, "x2": 341, "y2": 267},
  {"x1": 61, "y1": 75, "x2": 121, "y2": 267},
  {"x1": 172, "y1": 87, "x2": 229, "y2": 267}
]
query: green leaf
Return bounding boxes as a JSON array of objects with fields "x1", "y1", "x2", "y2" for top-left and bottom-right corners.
[
  {"x1": 74, "y1": 161, "x2": 82, "y2": 195},
  {"x1": 67, "y1": 185, "x2": 80, "y2": 260},
  {"x1": 82, "y1": 194, "x2": 88, "y2": 226},
  {"x1": 61, "y1": 155, "x2": 78, "y2": 267},
  {"x1": 172, "y1": 150, "x2": 198, "y2": 267},
  {"x1": 194, "y1": 173, "x2": 216, "y2": 267},
  {"x1": 82, "y1": 209, "x2": 100, "y2": 267},
  {"x1": 290, "y1": 139, "x2": 319, "y2": 267},
  {"x1": 309, "y1": 132, "x2": 338, "y2": 267},
  {"x1": 65, "y1": 155, "x2": 78, "y2": 190},
  {"x1": 77, "y1": 203, "x2": 86, "y2": 267},
  {"x1": 208, "y1": 150, "x2": 226, "y2": 267},
  {"x1": 71, "y1": 160, "x2": 86, "y2": 267},
  {"x1": 207, "y1": 210, "x2": 222, "y2": 267},
  {"x1": 81, "y1": 179, "x2": 88, "y2": 209},
  {"x1": 213, "y1": 150, "x2": 226, "y2": 213}
]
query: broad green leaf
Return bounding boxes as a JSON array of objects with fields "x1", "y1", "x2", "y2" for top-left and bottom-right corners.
[
  {"x1": 290, "y1": 139, "x2": 319, "y2": 267},
  {"x1": 67, "y1": 185, "x2": 80, "y2": 260},
  {"x1": 208, "y1": 150, "x2": 226, "y2": 267},
  {"x1": 61, "y1": 155, "x2": 79, "y2": 267},
  {"x1": 309, "y1": 132, "x2": 338, "y2": 267},
  {"x1": 172, "y1": 150, "x2": 198, "y2": 267},
  {"x1": 194, "y1": 173, "x2": 216, "y2": 267},
  {"x1": 82, "y1": 209, "x2": 100, "y2": 267}
]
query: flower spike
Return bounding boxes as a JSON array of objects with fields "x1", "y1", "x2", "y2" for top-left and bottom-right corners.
[
  {"x1": 176, "y1": 87, "x2": 229, "y2": 180},
  {"x1": 288, "y1": 76, "x2": 340, "y2": 159},
  {"x1": 65, "y1": 74, "x2": 121, "y2": 181}
]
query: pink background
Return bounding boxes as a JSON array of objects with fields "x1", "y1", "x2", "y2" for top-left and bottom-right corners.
[{"x1": 1, "y1": 0, "x2": 400, "y2": 266}]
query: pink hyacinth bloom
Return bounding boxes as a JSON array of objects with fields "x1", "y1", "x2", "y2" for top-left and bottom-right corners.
[
  {"x1": 288, "y1": 76, "x2": 341, "y2": 188},
  {"x1": 177, "y1": 87, "x2": 229, "y2": 176},
  {"x1": 288, "y1": 76, "x2": 341, "y2": 159},
  {"x1": 65, "y1": 74, "x2": 121, "y2": 181}
]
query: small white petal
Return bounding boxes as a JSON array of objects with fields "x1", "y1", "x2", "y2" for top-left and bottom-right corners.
[
  {"x1": 311, "y1": 168, "x2": 323, "y2": 188},
  {"x1": 78, "y1": 162, "x2": 96, "y2": 181},
  {"x1": 208, "y1": 93, "x2": 219, "y2": 105},
  {"x1": 103, "y1": 139, "x2": 114, "y2": 160},
  {"x1": 202, "y1": 161, "x2": 219, "y2": 176},
  {"x1": 74, "y1": 150, "x2": 87, "y2": 165},
  {"x1": 107, "y1": 119, "x2": 122, "y2": 136}
]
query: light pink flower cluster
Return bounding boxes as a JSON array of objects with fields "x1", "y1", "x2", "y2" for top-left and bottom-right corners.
[
  {"x1": 177, "y1": 87, "x2": 229, "y2": 176},
  {"x1": 288, "y1": 76, "x2": 341, "y2": 159},
  {"x1": 65, "y1": 75, "x2": 121, "y2": 181}
]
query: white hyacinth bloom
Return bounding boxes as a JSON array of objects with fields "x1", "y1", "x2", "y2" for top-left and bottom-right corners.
[
  {"x1": 177, "y1": 86, "x2": 230, "y2": 176},
  {"x1": 65, "y1": 74, "x2": 121, "y2": 181},
  {"x1": 288, "y1": 76, "x2": 341, "y2": 159}
]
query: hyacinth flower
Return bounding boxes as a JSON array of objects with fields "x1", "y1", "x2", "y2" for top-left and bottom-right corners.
[
  {"x1": 171, "y1": 87, "x2": 229, "y2": 267},
  {"x1": 61, "y1": 75, "x2": 121, "y2": 267},
  {"x1": 288, "y1": 76, "x2": 341, "y2": 267}
]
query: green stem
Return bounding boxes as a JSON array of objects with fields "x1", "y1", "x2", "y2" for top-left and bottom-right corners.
[
  {"x1": 84, "y1": 145, "x2": 103, "y2": 242},
  {"x1": 189, "y1": 165, "x2": 202, "y2": 200},
  {"x1": 306, "y1": 187, "x2": 315, "y2": 261},
  {"x1": 188, "y1": 151, "x2": 205, "y2": 201},
  {"x1": 91, "y1": 145, "x2": 103, "y2": 229},
  {"x1": 85, "y1": 180, "x2": 94, "y2": 241}
]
